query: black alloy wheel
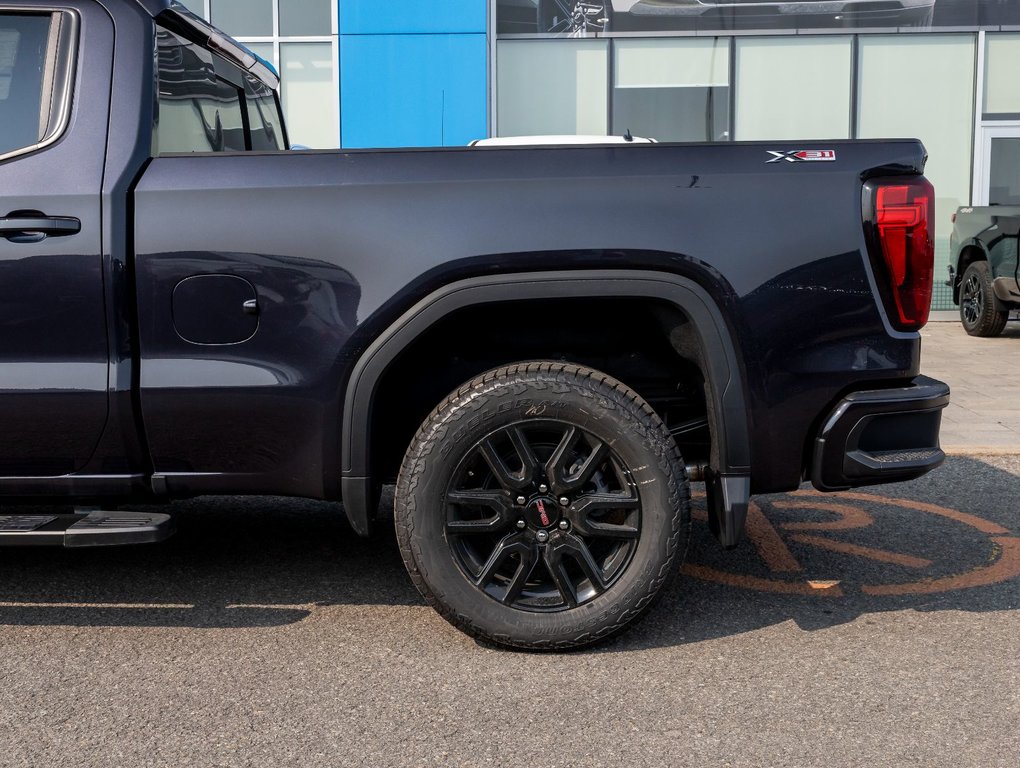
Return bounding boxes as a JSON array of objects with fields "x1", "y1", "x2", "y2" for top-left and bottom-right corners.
[
  {"x1": 445, "y1": 420, "x2": 641, "y2": 612},
  {"x1": 538, "y1": 0, "x2": 611, "y2": 36},
  {"x1": 960, "y1": 261, "x2": 1007, "y2": 337},
  {"x1": 395, "y1": 362, "x2": 690, "y2": 650}
]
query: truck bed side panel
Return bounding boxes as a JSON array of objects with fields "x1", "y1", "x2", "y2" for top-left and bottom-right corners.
[{"x1": 133, "y1": 141, "x2": 923, "y2": 496}]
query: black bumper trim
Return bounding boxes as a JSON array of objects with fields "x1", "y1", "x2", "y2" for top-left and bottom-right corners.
[{"x1": 811, "y1": 376, "x2": 950, "y2": 492}]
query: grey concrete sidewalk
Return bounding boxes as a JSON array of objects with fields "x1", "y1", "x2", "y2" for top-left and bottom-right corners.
[{"x1": 922, "y1": 317, "x2": 1020, "y2": 454}]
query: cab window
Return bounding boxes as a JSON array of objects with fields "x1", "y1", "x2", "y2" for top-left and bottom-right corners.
[
  {"x1": 153, "y1": 28, "x2": 286, "y2": 154},
  {"x1": 0, "y1": 11, "x2": 76, "y2": 160},
  {"x1": 153, "y1": 28, "x2": 248, "y2": 154},
  {"x1": 245, "y1": 78, "x2": 285, "y2": 151}
]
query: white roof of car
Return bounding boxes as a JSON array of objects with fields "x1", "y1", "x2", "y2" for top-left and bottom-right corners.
[{"x1": 470, "y1": 135, "x2": 657, "y2": 147}]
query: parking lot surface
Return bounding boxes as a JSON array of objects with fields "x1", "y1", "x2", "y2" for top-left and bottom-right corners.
[
  {"x1": 1, "y1": 452, "x2": 1017, "y2": 768},
  {"x1": 922, "y1": 319, "x2": 1020, "y2": 453}
]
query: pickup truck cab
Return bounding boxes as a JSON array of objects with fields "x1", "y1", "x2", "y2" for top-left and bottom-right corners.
[{"x1": 0, "y1": 0, "x2": 949, "y2": 649}]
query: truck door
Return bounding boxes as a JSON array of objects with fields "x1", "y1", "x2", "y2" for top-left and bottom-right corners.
[{"x1": 0, "y1": 7, "x2": 111, "y2": 476}]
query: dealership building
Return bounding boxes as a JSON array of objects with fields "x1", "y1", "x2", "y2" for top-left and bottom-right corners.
[{"x1": 182, "y1": 0, "x2": 1020, "y2": 310}]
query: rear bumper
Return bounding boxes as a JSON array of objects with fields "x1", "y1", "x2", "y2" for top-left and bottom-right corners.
[{"x1": 811, "y1": 376, "x2": 950, "y2": 492}]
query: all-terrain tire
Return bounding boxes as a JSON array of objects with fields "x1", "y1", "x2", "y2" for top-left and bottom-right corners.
[
  {"x1": 394, "y1": 362, "x2": 691, "y2": 651},
  {"x1": 960, "y1": 261, "x2": 1007, "y2": 337}
]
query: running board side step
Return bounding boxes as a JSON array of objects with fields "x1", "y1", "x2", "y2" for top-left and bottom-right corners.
[{"x1": 0, "y1": 511, "x2": 175, "y2": 547}]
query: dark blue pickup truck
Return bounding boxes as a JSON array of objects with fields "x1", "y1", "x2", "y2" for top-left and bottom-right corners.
[{"x1": 0, "y1": 0, "x2": 949, "y2": 649}]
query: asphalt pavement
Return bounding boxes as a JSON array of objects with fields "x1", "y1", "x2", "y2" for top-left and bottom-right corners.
[
  {"x1": 1, "y1": 452, "x2": 1017, "y2": 767},
  {"x1": 921, "y1": 319, "x2": 1020, "y2": 454}
]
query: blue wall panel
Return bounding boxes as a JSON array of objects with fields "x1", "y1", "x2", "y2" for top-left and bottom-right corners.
[
  {"x1": 340, "y1": 33, "x2": 488, "y2": 148},
  {"x1": 339, "y1": 0, "x2": 487, "y2": 35}
]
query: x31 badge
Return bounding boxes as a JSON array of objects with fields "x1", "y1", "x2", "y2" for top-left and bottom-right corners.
[{"x1": 766, "y1": 149, "x2": 837, "y2": 163}]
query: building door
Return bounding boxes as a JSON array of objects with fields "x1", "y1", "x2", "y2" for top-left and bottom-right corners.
[{"x1": 974, "y1": 123, "x2": 1020, "y2": 206}]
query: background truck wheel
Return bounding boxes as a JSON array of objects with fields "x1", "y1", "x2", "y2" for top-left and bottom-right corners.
[
  {"x1": 538, "y1": 0, "x2": 611, "y2": 36},
  {"x1": 395, "y1": 362, "x2": 690, "y2": 650},
  {"x1": 960, "y1": 261, "x2": 1007, "y2": 337}
]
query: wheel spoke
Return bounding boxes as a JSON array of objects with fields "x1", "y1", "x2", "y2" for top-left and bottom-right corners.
[
  {"x1": 502, "y1": 546, "x2": 538, "y2": 605},
  {"x1": 447, "y1": 489, "x2": 511, "y2": 511},
  {"x1": 542, "y1": 546, "x2": 578, "y2": 608},
  {"x1": 445, "y1": 489, "x2": 514, "y2": 535},
  {"x1": 478, "y1": 435, "x2": 532, "y2": 492},
  {"x1": 506, "y1": 427, "x2": 539, "y2": 487},
  {"x1": 546, "y1": 427, "x2": 610, "y2": 494},
  {"x1": 570, "y1": 439, "x2": 609, "y2": 487},
  {"x1": 545, "y1": 425, "x2": 578, "y2": 487},
  {"x1": 475, "y1": 533, "x2": 532, "y2": 590},
  {"x1": 568, "y1": 491, "x2": 640, "y2": 538},
  {"x1": 555, "y1": 533, "x2": 609, "y2": 594}
]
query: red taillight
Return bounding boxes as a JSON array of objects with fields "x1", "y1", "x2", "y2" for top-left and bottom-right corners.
[{"x1": 872, "y1": 179, "x2": 935, "y2": 330}]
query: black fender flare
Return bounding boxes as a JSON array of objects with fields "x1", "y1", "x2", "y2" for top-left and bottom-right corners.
[
  {"x1": 340, "y1": 270, "x2": 752, "y2": 539},
  {"x1": 955, "y1": 240, "x2": 1007, "y2": 309}
]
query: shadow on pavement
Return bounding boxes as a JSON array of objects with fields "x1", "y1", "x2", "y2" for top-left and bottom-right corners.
[
  {"x1": 610, "y1": 454, "x2": 1020, "y2": 652},
  {"x1": 0, "y1": 457, "x2": 1016, "y2": 645},
  {"x1": 0, "y1": 494, "x2": 417, "y2": 629}
]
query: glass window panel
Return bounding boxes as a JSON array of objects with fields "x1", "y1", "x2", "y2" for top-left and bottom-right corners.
[
  {"x1": 613, "y1": 38, "x2": 729, "y2": 142},
  {"x1": 497, "y1": 40, "x2": 608, "y2": 137},
  {"x1": 245, "y1": 78, "x2": 285, "y2": 151},
  {"x1": 154, "y1": 29, "x2": 247, "y2": 154},
  {"x1": 280, "y1": 42, "x2": 337, "y2": 148},
  {"x1": 177, "y1": 0, "x2": 206, "y2": 18},
  {"x1": 0, "y1": 14, "x2": 53, "y2": 156},
  {"x1": 984, "y1": 34, "x2": 1020, "y2": 116},
  {"x1": 736, "y1": 37, "x2": 851, "y2": 141},
  {"x1": 210, "y1": 0, "x2": 272, "y2": 38},
  {"x1": 244, "y1": 42, "x2": 275, "y2": 69},
  {"x1": 615, "y1": 38, "x2": 729, "y2": 89},
  {"x1": 858, "y1": 35, "x2": 976, "y2": 312},
  {"x1": 990, "y1": 138, "x2": 1020, "y2": 206},
  {"x1": 279, "y1": 0, "x2": 332, "y2": 37}
]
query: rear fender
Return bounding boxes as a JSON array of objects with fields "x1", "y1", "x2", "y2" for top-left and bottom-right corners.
[{"x1": 340, "y1": 270, "x2": 752, "y2": 544}]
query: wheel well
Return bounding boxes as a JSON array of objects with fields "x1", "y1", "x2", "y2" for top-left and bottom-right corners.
[
  {"x1": 954, "y1": 245, "x2": 986, "y2": 303},
  {"x1": 369, "y1": 297, "x2": 712, "y2": 486}
]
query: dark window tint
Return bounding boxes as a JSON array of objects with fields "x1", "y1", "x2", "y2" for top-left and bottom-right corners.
[
  {"x1": 613, "y1": 85, "x2": 730, "y2": 143},
  {"x1": 245, "y1": 78, "x2": 285, "y2": 151},
  {"x1": 0, "y1": 12, "x2": 67, "y2": 157},
  {"x1": 155, "y1": 29, "x2": 247, "y2": 153}
]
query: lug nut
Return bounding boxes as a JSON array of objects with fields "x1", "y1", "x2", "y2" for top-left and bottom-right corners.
[
  {"x1": 559, "y1": 496, "x2": 569, "y2": 507},
  {"x1": 516, "y1": 495, "x2": 527, "y2": 506},
  {"x1": 558, "y1": 520, "x2": 570, "y2": 531},
  {"x1": 539, "y1": 483, "x2": 549, "y2": 493},
  {"x1": 536, "y1": 530, "x2": 549, "y2": 543},
  {"x1": 516, "y1": 519, "x2": 526, "y2": 529}
]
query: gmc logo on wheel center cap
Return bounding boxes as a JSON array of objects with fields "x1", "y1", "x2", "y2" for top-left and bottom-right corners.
[
  {"x1": 536, "y1": 499, "x2": 551, "y2": 527},
  {"x1": 766, "y1": 149, "x2": 837, "y2": 164}
]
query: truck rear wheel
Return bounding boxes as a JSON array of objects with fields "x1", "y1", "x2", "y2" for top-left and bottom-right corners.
[
  {"x1": 394, "y1": 362, "x2": 690, "y2": 650},
  {"x1": 960, "y1": 261, "x2": 1007, "y2": 337}
]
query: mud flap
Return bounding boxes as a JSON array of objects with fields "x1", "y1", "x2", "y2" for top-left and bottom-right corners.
[{"x1": 705, "y1": 472, "x2": 750, "y2": 550}]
